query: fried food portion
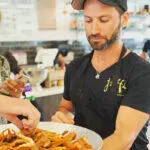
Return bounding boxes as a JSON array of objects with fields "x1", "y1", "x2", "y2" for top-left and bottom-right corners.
[
  {"x1": 0, "y1": 129, "x2": 36, "y2": 150},
  {"x1": 0, "y1": 128, "x2": 93, "y2": 150},
  {"x1": 22, "y1": 128, "x2": 93, "y2": 150}
]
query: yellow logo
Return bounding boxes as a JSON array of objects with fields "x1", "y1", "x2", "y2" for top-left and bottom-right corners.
[
  {"x1": 103, "y1": 78, "x2": 127, "y2": 96},
  {"x1": 117, "y1": 79, "x2": 127, "y2": 96},
  {"x1": 104, "y1": 78, "x2": 113, "y2": 92}
]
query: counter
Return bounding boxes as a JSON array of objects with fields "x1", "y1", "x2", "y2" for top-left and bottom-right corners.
[
  {"x1": 32, "y1": 86, "x2": 64, "y2": 121},
  {"x1": 32, "y1": 86, "x2": 64, "y2": 98}
]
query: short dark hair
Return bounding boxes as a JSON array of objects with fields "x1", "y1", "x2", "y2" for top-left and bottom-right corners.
[
  {"x1": 115, "y1": 6, "x2": 124, "y2": 16},
  {"x1": 4, "y1": 51, "x2": 21, "y2": 74}
]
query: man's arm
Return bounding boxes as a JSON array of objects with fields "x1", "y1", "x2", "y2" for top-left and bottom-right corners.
[
  {"x1": 101, "y1": 106, "x2": 149, "y2": 150},
  {"x1": 51, "y1": 98, "x2": 74, "y2": 124},
  {"x1": 57, "y1": 97, "x2": 74, "y2": 112}
]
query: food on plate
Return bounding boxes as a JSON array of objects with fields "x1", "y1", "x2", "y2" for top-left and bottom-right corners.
[
  {"x1": 22, "y1": 128, "x2": 93, "y2": 150},
  {"x1": 0, "y1": 129, "x2": 36, "y2": 150},
  {"x1": 0, "y1": 128, "x2": 93, "y2": 150}
]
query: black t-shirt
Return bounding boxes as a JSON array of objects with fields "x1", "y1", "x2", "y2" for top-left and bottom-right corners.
[
  {"x1": 63, "y1": 51, "x2": 150, "y2": 150},
  {"x1": 143, "y1": 40, "x2": 150, "y2": 53}
]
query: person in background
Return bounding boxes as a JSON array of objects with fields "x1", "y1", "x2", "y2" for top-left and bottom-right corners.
[
  {"x1": 0, "y1": 55, "x2": 40, "y2": 129},
  {"x1": 141, "y1": 40, "x2": 150, "y2": 60},
  {"x1": 4, "y1": 51, "x2": 21, "y2": 75},
  {"x1": 52, "y1": 0, "x2": 150, "y2": 149},
  {"x1": 54, "y1": 50, "x2": 75, "y2": 69},
  {"x1": 64, "y1": 51, "x2": 75, "y2": 65},
  {"x1": 4, "y1": 51, "x2": 45, "y2": 121},
  {"x1": 54, "y1": 51, "x2": 66, "y2": 70}
]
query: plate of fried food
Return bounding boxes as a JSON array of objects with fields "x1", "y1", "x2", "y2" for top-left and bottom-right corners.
[{"x1": 0, "y1": 122, "x2": 103, "y2": 150}]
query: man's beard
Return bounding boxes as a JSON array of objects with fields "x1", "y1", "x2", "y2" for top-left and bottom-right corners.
[{"x1": 87, "y1": 22, "x2": 121, "y2": 51}]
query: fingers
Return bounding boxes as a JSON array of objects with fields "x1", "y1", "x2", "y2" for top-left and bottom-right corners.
[
  {"x1": 1, "y1": 113, "x2": 23, "y2": 129},
  {"x1": 22, "y1": 119, "x2": 35, "y2": 131},
  {"x1": 15, "y1": 79, "x2": 25, "y2": 88},
  {"x1": 52, "y1": 111, "x2": 74, "y2": 124},
  {"x1": 1, "y1": 98, "x2": 40, "y2": 130},
  {"x1": 2, "y1": 84, "x2": 21, "y2": 97},
  {"x1": 51, "y1": 115, "x2": 62, "y2": 123},
  {"x1": 21, "y1": 101, "x2": 41, "y2": 130},
  {"x1": 28, "y1": 102, "x2": 41, "y2": 127},
  {"x1": 8, "y1": 79, "x2": 25, "y2": 92},
  {"x1": 2, "y1": 79, "x2": 24, "y2": 97},
  {"x1": 4, "y1": 99, "x2": 41, "y2": 130}
]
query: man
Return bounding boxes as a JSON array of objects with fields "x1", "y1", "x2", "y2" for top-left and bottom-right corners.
[
  {"x1": 52, "y1": 0, "x2": 150, "y2": 149},
  {"x1": 0, "y1": 55, "x2": 40, "y2": 130},
  {"x1": 141, "y1": 40, "x2": 150, "y2": 60}
]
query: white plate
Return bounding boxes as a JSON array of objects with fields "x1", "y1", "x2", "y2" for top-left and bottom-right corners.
[{"x1": 0, "y1": 122, "x2": 103, "y2": 150}]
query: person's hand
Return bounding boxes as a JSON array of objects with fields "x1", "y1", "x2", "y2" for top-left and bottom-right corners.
[
  {"x1": 0, "y1": 99, "x2": 41, "y2": 130},
  {"x1": 51, "y1": 111, "x2": 74, "y2": 124},
  {"x1": 0, "y1": 78, "x2": 25, "y2": 98}
]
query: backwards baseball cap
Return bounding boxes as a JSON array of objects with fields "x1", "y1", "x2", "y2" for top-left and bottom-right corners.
[{"x1": 72, "y1": 0, "x2": 127, "y2": 12}]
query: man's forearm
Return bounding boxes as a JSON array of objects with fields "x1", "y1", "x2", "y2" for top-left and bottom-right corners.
[
  {"x1": 58, "y1": 105, "x2": 74, "y2": 113},
  {"x1": 101, "y1": 133, "x2": 133, "y2": 150},
  {"x1": 58, "y1": 106, "x2": 69, "y2": 112}
]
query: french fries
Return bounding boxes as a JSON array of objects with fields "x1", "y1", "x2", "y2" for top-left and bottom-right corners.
[
  {"x1": 0, "y1": 129, "x2": 36, "y2": 150},
  {"x1": 22, "y1": 128, "x2": 93, "y2": 150},
  {"x1": 0, "y1": 128, "x2": 93, "y2": 150}
]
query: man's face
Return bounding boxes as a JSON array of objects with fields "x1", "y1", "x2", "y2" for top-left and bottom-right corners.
[{"x1": 84, "y1": 0, "x2": 122, "y2": 51}]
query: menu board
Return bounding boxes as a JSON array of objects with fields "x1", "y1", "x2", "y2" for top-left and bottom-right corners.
[{"x1": 0, "y1": 0, "x2": 37, "y2": 36}]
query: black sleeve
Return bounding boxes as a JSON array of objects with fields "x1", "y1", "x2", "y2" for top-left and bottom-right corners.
[
  {"x1": 143, "y1": 40, "x2": 150, "y2": 52},
  {"x1": 121, "y1": 64, "x2": 150, "y2": 114},
  {"x1": 63, "y1": 67, "x2": 71, "y2": 101}
]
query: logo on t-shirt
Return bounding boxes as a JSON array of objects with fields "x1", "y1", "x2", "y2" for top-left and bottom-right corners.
[
  {"x1": 103, "y1": 78, "x2": 127, "y2": 97},
  {"x1": 117, "y1": 79, "x2": 127, "y2": 96},
  {"x1": 103, "y1": 78, "x2": 113, "y2": 92}
]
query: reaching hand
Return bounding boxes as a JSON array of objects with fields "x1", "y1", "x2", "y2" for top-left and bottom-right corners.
[
  {"x1": 0, "y1": 99, "x2": 40, "y2": 130},
  {"x1": 51, "y1": 111, "x2": 74, "y2": 124}
]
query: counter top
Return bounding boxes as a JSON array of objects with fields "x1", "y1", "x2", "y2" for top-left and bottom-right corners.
[{"x1": 32, "y1": 86, "x2": 64, "y2": 98}]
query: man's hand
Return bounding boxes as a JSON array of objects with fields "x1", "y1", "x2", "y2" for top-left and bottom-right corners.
[
  {"x1": 51, "y1": 111, "x2": 74, "y2": 124},
  {"x1": 0, "y1": 99, "x2": 41, "y2": 130},
  {"x1": 52, "y1": 98, "x2": 74, "y2": 124}
]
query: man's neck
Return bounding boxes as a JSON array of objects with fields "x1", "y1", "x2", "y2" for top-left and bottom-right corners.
[{"x1": 91, "y1": 40, "x2": 124, "y2": 73}]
